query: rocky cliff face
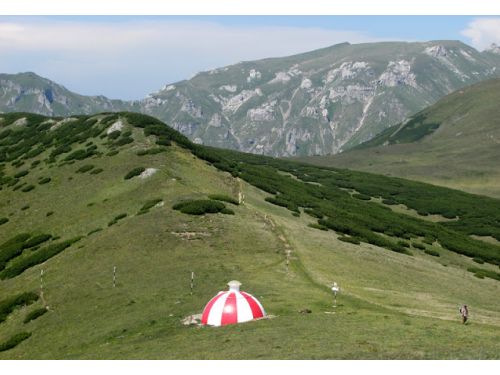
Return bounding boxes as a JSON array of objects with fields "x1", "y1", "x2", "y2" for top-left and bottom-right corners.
[
  {"x1": 138, "y1": 41, "x2": 500, "y2": 156},
  {"x1": 2, "y1": 41, "x2": 500, "y2": 156}
]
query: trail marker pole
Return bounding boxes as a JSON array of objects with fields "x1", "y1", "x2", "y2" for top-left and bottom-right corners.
[
  {"x1": 190, "y1": 272, "x2": 195, "y2": 295},
  {"x1": 40, "y1": 269, "x2": 44, "y2": 298},
  {"x1": 332, "y1": 282, "x2": 340, "y2": 307},
  {"x1": 286, "y1": 250, "x2": 291, "y2": 273},
  {"x1": 113, "y1": 266, "x2": 116, "y2": 288}
]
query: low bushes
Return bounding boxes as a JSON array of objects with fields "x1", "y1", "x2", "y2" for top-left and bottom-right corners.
[
  {"x1": 0, "y1": 217, "x2": 8, "y2": 226},
  {"x1": 0, "y1": 332, "x2": 32, "y2": 352},
  {"x1": 473, "y1": 257, "x2": 485, "y2": 264},
  {"x1": 138, "y1": 199, "x2": 163, "y2": 215},
  {"x1": 0, "y1": 237, "x2": 81, "y2": 279},
  {"x1": 21, "y1": 184, "x2": 35, "y2": 192},
  {"x1": 352, "y1": 193, "x2": 371, "y2": 201},
  {"x1": 90, "y1": 168, "x2": 103, "y2": 175},
  {"x1": 124, "y1": 167, "x2": 145, "y2": 180},
  {"x1": 208, "y1": 194, "x2": 239, "y2": 205},
  {"x1": 0, "y1": 292, "x2": 39, "y2": 323},
  {"x1": 38, "y1": 177, "x2": 51, "y2": 185},
  {"x1": 136, "y1": 148, "x2": 167, "y2": 156},
  {"x1": 87, "y1": 228, "x2": 102, "y2": 236},
  {"x1": 14, "y1": 170, "x2": 29, "y2": 178},
  {"x1": 108, "y1": 213, "x2": 127, "y2": 227},
  {"x1": 23, "y1": 307, "x2": 48, "y2": 324},
  {"x1": 339, "y1": 236, "x2": 361, "y2": 245},
  {"x1": 76, "y1": 164, "x2": 94, "y2": 173},
  {"x1": 412, "y1": 242, "x2": 426, "y2": 250},
  {"x1": 172, "y1": 199, "x2": 231, "y2": 216},
  {"x1": 424, "y1": 249, "x2": 440, "y2": 257},
  {"x1": 467, "y1": 267, "x2": 500, "y2": 281},
  {"x1": 307, "y1": 223, "x2": 329, "y2": 231}
]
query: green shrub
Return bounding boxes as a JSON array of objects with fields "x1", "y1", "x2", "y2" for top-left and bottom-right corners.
[
  {"x1": 339, "y1": 236, "x2": 361, "y2": 245},
  {"x1": 90, "y1": 168, "x2": 103, "y2": 175},
  {"x1": 106, "y1": 150, "x2": 119, "y2": 157},
  {"x1": 208, "y1": 194, "x2": 239, "y2": 205},
  {"x1": 0, "y1": 217, "x2": 8, "y2": 225},
  {"x1": 76, "y1": 164, "x2": 94, "y2": 173},
  {"x1": 307, "y1": 223, "x2": 329, "y2": 231},
  {"x1": 156, "y1": 136, "x2": 171, "y2": 146},
  {"x1": 424, "y1": 249, "x2": 440, "y2": 257},
  {"x1": 46, "y1": 211, "x2": 54, "y2": 217},
  {"x1": 87, "y1": 228, "x2": 102, "y2": 236},
  {"x1": 397, "y1": 240, "x2": 410, "y2": 248},
  {"x1": 137, "y1": 198, "x2": 163, "y2": 214},
  {"x1": 382, "y1": 198, "x2": 397, "y2": 205},
  {"x1": 22, "y1": 234, "x2": 52, "y2": 249},
  {"x1": 23, "y1": 307, "x2": 48, "y2": 324},
  {"x1": 114, "y1": 136, "x2": 133, "y2": 146},
  {"x1": 221, "y1": 208, "x2": 235, "y2": 215},
  {"x1": 467, "y1": 267, "x2": 500, "y2": 281},
  {"x1": 172, "y1": 199, "x2": 226, "y2": 215},
  {"x1": 108, "y1": 213, "x2": 127, "y2": 227},
  {"x1": 124, "y1": 167, "x2": 145, "y2": 180},
  {"x1": 107, "y1": 130, "x2": 121, "y2": 139},
  {"x1": 14, "y1": 170, "x2": 29, "y2": 178},
  {"x1": 412, "y1": 242, "x2": 426, "y2": 250},
  {"x1": 0, "y1": 292, "x2": 39, "y2": 323},
  {"x1": 0, "y1": 237, "x2": 81, "y2": 279},
  {"x1": 473, "y1": 257, "x2": 485, "y2": 264},
  {"x1": 64, "y1": 148, "x2": 95, "y2": 162},
  {"x1": 21, "y1": 185, "x2": 35, "y2": 192},
  {"x1": 38, "y1": 177, "x2": 51, "y2": 185},
  {"x1": 352, "y1": 193, "x2": 371, "y2": 201},
  {"x1": 0, "y1": 332, "x2": 32, "y2": 352}
]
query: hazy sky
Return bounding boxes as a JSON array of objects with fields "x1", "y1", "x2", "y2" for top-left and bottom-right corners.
[{"x1": 1, "y1": 16, "x2": 500, "y2": 100}]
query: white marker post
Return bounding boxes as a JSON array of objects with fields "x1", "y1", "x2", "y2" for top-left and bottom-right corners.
[
  {"x1": 332, "y1": 282, "x2": 340, "y2": 307},
  {"x1": 113, "y1": 266, "x2": 116, "y2": 288},
  {"x1": 40, "y1": 269, "x2": 44, "y2": 298},
  {"x1": 190, "y1": 271, "x2": 194, "y2": 295}
]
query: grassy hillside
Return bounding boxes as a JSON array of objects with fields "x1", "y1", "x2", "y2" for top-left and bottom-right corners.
[
  {"x1": 0, "y1": 112, "x2": 499, "y2": 359},
  {"x1": 300, "y1": 78, "x2": 500, "y2": 198}
]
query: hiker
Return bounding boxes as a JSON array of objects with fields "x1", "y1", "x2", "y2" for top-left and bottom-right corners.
[{"x1": 459, "y1": 304, "x2": 469, "y2": 324}]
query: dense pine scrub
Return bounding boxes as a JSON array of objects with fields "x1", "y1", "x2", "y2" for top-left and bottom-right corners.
[
  {"x1": 0, "y1": 237, "x2": 81, "y2": 279},
  {"x1": 124, "y1": 167, "x2": 145, "y2": 180},
  {"x1": 2, "y1": 112, "x2": 500, "y2": 268},
  {"x1": 23, "y1": 308, "x2": 48, "y2": 324},
  {"x1": 172, "y1": 200, "x2": 231, "y2": 216},
  {"x1": 137, "y1": 199, "x2": 163, "y2": 215},
  {"x1": 0, "y1": 332, "x2": 32, "y2": 352},
  {"x1": 208, "y1": 194, "x2": 239, "y2": 205},
  {"x1": 0, "y1": 292, "x2": 39, "y2": 323}
]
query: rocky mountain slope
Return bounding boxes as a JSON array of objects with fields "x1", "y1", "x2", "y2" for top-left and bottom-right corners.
[
  {"x1": 300, "y1": 78, "x2": 500, "y2": 198},
  {"x1": 2, "y1": 41, "x2": 500, "y2": 157},
  {"x1": 0, "y1": 72, "x2": 136, "y2": 116},
  {"x1": 1, "y1": 112, "x2": 500, "y2": 359}
]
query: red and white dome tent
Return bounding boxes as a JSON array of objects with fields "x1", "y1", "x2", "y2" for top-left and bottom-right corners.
[{"x1": 201, "y1": 280, "x2": 266, "y2": 327}]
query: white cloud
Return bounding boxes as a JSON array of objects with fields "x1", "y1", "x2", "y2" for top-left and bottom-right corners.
[
  {"x1": 461, "y1": 17, "x2": 500, "y2": 50},
  {"x1": 0, "y1": 18, "x2": 385, "y2": 99}
]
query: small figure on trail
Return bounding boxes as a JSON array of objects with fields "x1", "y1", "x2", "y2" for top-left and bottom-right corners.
[{"x1": 459, "y1": 304, "x2": 469, "y2": 324}]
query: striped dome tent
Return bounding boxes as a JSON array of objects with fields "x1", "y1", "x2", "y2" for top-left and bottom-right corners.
[{"x1": 201, "y1": 280, "x2": 265, "y2": 327}]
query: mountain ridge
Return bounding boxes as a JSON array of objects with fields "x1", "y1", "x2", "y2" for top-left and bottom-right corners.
[{"x1": 2, "y1": 40, "x2": 500, "y2": 157}]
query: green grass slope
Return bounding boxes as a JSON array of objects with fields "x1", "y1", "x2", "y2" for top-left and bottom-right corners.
[
  {"x1": 0, "y1": 112, "x2": 499, "y2": 359},
  {"x1": 300, "y1": 78, "x2": 500, "y2": 198}
]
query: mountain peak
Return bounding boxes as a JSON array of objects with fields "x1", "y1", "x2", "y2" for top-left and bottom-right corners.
[{"x1": 486, "y1": 43, "x2": 500, "y2": 54}]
